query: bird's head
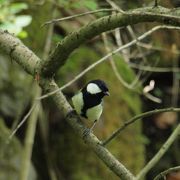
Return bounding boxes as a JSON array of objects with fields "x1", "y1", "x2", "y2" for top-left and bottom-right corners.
[{"x1": 85, "y1": 79, "x2": 109, "y2": 97}]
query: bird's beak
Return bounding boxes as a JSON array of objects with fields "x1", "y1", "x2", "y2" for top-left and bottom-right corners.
[{"x1": 104, "y1": 91, "x2": 110, "y2": 96}]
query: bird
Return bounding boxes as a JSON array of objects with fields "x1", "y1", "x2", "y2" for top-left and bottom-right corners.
[{"x1": 72, "y1": 79, "x2": 109, "y2": 134}]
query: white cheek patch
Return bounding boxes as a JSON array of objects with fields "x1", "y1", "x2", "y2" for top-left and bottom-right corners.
[{"x1": 87, "y1": 83, "x2": 102, "y2": 94}]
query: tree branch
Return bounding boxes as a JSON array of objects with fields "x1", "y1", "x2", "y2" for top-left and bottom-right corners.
[
  {"x1": 42, "y1": 8, "x2": 120, "y2": 27},
  {"x1": 102, "y1": 108, "x2": 180, "y2": 146},
  {"x1": 7, "y1": 101, "x2": 38, "y2": 143},
  {"x1": 38, "y1": 6, "x2": 180, "y2": 77},
  {"x1": 154, "y1": 166, "x2": 180, "y2": 180},
  {"x1": 0, "y1": 29, "x2": 134, "y2": 180},
  {"x1": 39, "y1": 78, "x2": 135, "y2": 180},
  {"x1": 0, "y1": 4, "x2": 179, "y2": 177},
  {"x1": 0, "y1": 30, "x2": 40, "y2": 75},
  {"x1": 36, "y1": 25, "x2": 180, "y2": 100}
]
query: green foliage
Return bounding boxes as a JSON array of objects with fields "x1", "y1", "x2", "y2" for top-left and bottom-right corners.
[
  {"x1": 73, "y1": 0, "x2": 98, "y2": 10},
  {"x1": 0, "y1": 0, "x2": 6, "y2": 3},
  {"x1": 0, "y1": 1, "x2": 31, "y2": 36},
  {"x1": 18, "y1": 30, "x2": 28, "y2": 39},
  {"x1": 8, "y1": 3, "x2": 28, "y2": 14},
  {"x1": 57, "y1": 0, "x2": 98, "y2": 10}
]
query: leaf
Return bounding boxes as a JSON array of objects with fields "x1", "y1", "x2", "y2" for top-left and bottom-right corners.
[
  {"x1": 17, "y1": 30, "x2": 28, "y2": 39},
  {"x1": 73, "y1": 0, "x2": 98, "y2": 10},
  {"x1": 0, "y1": 22, "x2": 21, "y2": 34},
  {"x1": 0, "y1": 15, "x2": 32, "y2": 34},
  {"x1": 14, "y1": 15, "x2": 32, "y2": 28},
  {"x1": 9, "y1": 3, "x2": 28, "y2": 14}
]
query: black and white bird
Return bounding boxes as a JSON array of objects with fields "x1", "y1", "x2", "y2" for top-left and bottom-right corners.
[{"x1": 72, "y1": 79, "x2": 109, "y2": 132}]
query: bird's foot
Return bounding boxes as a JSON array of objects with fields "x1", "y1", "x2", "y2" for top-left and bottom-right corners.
[{"x1": 82, "y1": 120, "x2": 97, "y2": 140}]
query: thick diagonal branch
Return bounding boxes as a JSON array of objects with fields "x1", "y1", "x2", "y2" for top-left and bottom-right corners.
[
  {"x1": 0, "y1": 30, "x2": 40, "y2": 75},
  {"x1": 38, "y1": 6, "x2": 180, "y2": 77},
  {"x1": 39, "y1": 78, "x2": 135, "y2": 180},
  {"x1": 0, "y1": 30, "x2": 134, "y2": 180}
]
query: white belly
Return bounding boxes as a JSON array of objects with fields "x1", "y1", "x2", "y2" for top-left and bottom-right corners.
[{"x1": 86, "y1": 104, "x2": 102, "y2": 122}]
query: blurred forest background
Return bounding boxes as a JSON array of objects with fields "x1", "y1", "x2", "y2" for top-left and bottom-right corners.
[{"x1": 0, "y1": 0, "x2": 179, "y2": 180}]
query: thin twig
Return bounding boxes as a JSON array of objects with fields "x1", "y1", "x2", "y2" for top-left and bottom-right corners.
[
  {"x1": 105, "y1": 0, "x2": 142, "y2": 89},
  {"x1": 106, "y1": 0, "x2": 130, "y2": 63},
  {"x1": 138, "y1": 42, "x2": 180, "y2": 55},
  {"x1": 102, "y1": 33, "x2": 138, "y2": 89},
  {"x1": 37, "y1": 25, "x2": 180, "y2": 100},
  {"x1": 6, "y1": 101, "x2": 38, "y2": 144},
  {"x1": 114, "y1": 28, "x2": 130, "y2": 62},
  {"x1": 143, "y1": 92, "x2": 162, "y2": 103},
  {"x1": 103, "y1": 31, "x2": 161, "y2": 103},
  {"x1": 106, "y1": 0, "x2": 148, "y2": 87},
  {"x1": 102, "y1": 107, "x2": 180, "y2": 146},
  {"x1": 136, "y1": 123, "x2": 180, "y2": 180},
  {"x1": 11, "y1": 95, "x2": 31, "y2": 132},
  {"x1": 42, "y1": 8, "x2": 120, "y2": 27},
  {"x1": 37, "y1": 6, "x2": 180, "y2": 76},
  {"x1": 129, "y1": 62, "x2": 180, "y2": 73},
  {"x1": 154, "y1": 166, "x2": 180, "y2": 180},
  {"x1": 106, "y1": 0, "x2": 125, "y2": 14},
  {"x1": 110, "y1": 56, "x2": 139, "y2": 89},
  {"x1": 171, "y1": 45, "x2": 179, "y2": 107},
  {"x1": 42, "y1": 20, "x2": 54, "y2": 59}
]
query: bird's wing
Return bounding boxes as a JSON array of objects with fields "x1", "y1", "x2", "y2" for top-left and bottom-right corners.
[{"x1": 72, "y1": 92, "x2": 83, "y2": 115}]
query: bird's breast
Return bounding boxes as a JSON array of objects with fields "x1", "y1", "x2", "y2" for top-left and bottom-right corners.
[{"x1": 86, "y1": 104, "x2": 103, "y2": 122}]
